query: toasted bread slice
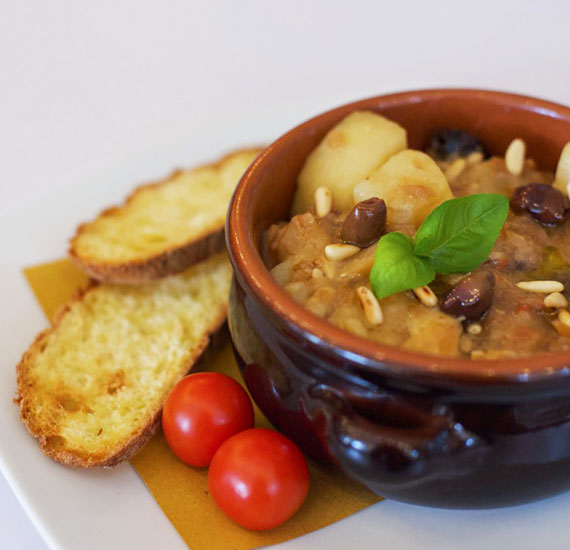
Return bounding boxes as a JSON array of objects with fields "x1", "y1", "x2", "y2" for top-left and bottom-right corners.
[
  {"x1": 69, "y1": 148, "x2": 261, "y2": 284},
  {"x1": 17, "y1": 253, "x2": 231, "y2": 467}
]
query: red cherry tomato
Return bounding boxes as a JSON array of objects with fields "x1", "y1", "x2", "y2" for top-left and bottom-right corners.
[
  {"x1": 162, "y1": 372, "x2": 254, "y2": 467},
  {"x1": 208, "y1": 428, "x2": 310, "y2": 530}
]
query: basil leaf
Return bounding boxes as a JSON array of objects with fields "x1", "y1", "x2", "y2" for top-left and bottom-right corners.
[
  {"x1": 370, "y1": 232, "x2": 435, "y2": 300},
  {"x1": 413, "y1": 194, "x2": 508, "y2": 274}
]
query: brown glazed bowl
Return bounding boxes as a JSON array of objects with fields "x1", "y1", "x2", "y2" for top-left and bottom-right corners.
[{"x1": 226, "y1": 89, "x2": 570, "y2": 508}]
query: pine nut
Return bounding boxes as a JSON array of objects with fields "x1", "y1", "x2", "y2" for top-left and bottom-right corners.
[
  {"x1": 505, "y1": 138, "x2": 526, "y2": 176},
  {"x1": 555, "y1": 142, "x2": 570, "y2": 191},
  {"x1": 544, "y1": 292, "x2": 568, "y2": 309},
  {"x1": 459, "y1": 334, "x2": 473, "y2": 354},
  {"x1": 314, "y1": 186, "x2": 332, "y2": 218},
  {"x1": 312, "y1": 267, "x2": 325, "y2": 279},
  {"x1": 324, "y1": 243, "x2": 360, "y2": 261},
  {"x1": 559, "y1": 309, "x2": 570, "y2": 328},
  {"x1": 412, "y1": 285, "x2": 438, "y2": 307},
  {"x1": 516, "y1": 280, "x2": 564, "y2": 294},
  {"x1": 445, "y1": 158, "x2": 467, "y2": 183},
  {"x1": 467, "y1": 322, "x2": 482, "y2": 335},
  {"x1": 466, "y1": 151, "x2": 484, "y2": 165},
  {"x1": 356, "y1": 286, "x2": 383, "y2": 325}
]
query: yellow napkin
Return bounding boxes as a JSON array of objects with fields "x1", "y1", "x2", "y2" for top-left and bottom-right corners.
[{"x1": 24, "y1": 259, "x2": 380, "y2": 550}]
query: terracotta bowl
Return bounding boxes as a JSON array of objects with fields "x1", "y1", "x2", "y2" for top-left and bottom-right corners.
[{"x1": 226, "y1": 89, "x2": 570, "y2": 508}]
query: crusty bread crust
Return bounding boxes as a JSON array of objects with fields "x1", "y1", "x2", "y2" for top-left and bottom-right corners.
[
  {"x1": 16, "y1": 283, "x2": 228, "y2": 468},
  {"x1": 70, "y1": 225, "x2": 226, "y2": 285},
  {"x1": 68, "y1": 147, "x2": 262, "y2": 284}
]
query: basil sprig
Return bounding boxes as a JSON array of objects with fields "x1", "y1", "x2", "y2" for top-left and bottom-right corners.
[
  {"x1": 370, "y1": 232, "x2": 436, "y2": 300},
  {"x1": 370, "y1": 194, "x2": 509, "y2": 300}
]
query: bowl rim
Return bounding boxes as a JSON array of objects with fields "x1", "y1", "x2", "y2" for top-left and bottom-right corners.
[{"x1": 227, "y1": 88, "x2": 570, "y2": 384}]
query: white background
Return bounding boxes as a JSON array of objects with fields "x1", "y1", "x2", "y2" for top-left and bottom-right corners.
[{"x1": 1, "y1": 1, "x2": 569, "y2": 548}]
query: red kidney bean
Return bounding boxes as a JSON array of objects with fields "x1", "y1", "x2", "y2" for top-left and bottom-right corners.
[
  {"x1": 440, "y1": 271, "x2": 495, "y2": 320},
  {"x1": 510, "y1": 183, "x2": 569, "y2": 226},
  {"x1": 340, "y1": 198, "x2": 387, "y2": 247}
]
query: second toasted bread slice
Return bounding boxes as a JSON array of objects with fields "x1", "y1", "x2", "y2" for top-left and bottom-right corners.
[
  {"x1": 17, "y1": 253, "x2": 231, "y2": 467},
  {"x1": 70, "y1": 148, "x2": 261, "y2": 284}
]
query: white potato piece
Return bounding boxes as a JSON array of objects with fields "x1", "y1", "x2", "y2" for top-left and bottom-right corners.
[
  {"x1": 353, "y1": 150, "x2": 453, "y2": 228},
  {"x1": 401, "y1": 304, "x2": 462, "y2": 357},
  {"x1": 291, "y1": 111, "x2": 407, "y2": 214}
]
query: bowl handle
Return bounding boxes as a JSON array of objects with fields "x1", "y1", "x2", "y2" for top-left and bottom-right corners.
[{"x1": 309, "y1": 383, "x2": 479, "y2": 477}]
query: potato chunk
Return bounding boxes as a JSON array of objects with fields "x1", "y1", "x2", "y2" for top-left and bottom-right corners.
[
  {"x1": 292, "y1": 111, "x2": 407, "y2": 214},
  {"x1": 353, "y1": 150, "x2": 453, "y2": 228},
  {"x1": 401, "y1": 304, "x2": 462, "y2": 357}
]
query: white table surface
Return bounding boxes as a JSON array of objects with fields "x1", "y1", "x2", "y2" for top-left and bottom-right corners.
[{"x1": 1, "y1": 1, "x2": 569, "y2": 548}]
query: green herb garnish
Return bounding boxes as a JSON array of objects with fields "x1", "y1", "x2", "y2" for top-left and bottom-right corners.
[
  {"x1": 370, "y1": 194, "x2": 509, "y2": 300},
  {"x1": 370, "y1": 232, "x2": 435, "y2": 299}
]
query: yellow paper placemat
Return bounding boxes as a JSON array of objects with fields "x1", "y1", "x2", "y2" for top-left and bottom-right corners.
[{"x1": 24, "y1": 259, "x2": 381, "y2": 550}]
